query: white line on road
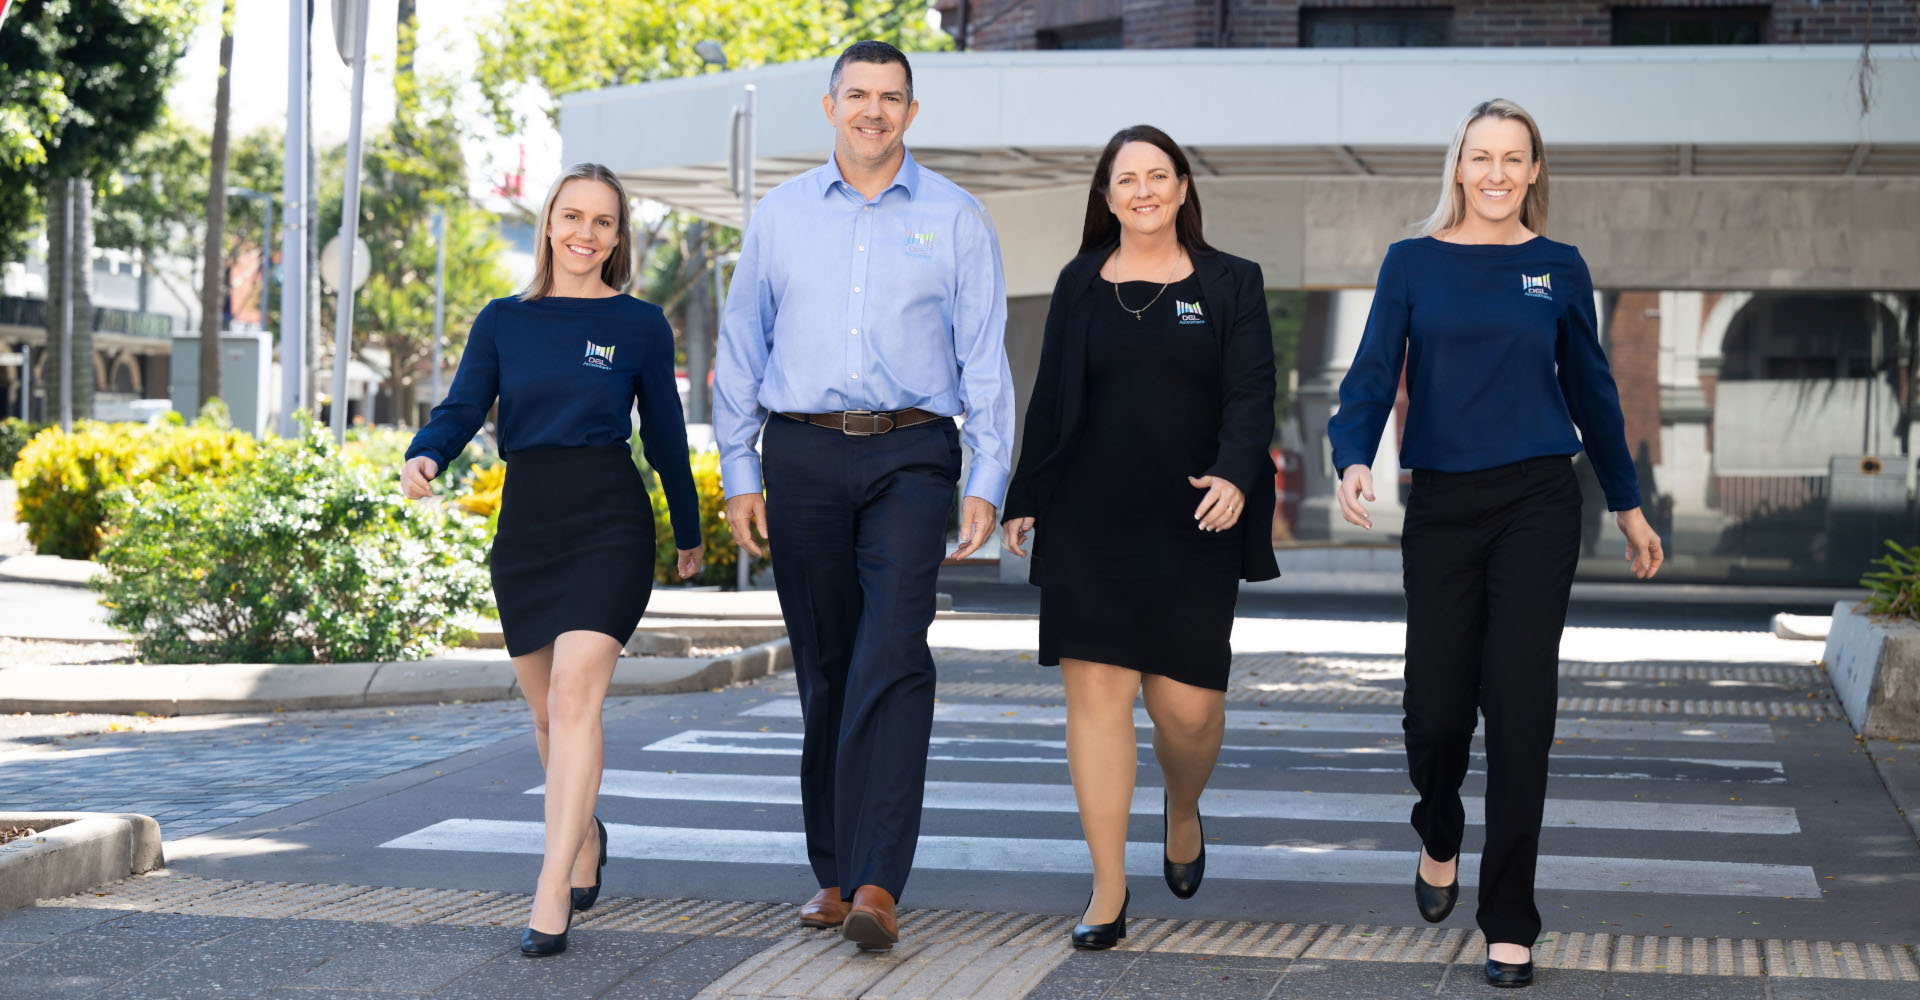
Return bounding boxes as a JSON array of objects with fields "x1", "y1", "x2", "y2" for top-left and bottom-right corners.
[
  {"x1": 739, "y1": 699, "x2": 1777, "y2": 744},
  {"x1": 381, "y1": 818, "x2": 1820, "y2": 898},
  {"x1": 537, "y1": 769, "x2": 1799, "y2": 835},
  {"x1": 641, "y1": 730, "x2": 1787, "y2": 782}
]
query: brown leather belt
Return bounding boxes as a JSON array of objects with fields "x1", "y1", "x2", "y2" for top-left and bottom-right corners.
[{"x1": 775, "y1": 408, "x2": 942, "y2": 436}]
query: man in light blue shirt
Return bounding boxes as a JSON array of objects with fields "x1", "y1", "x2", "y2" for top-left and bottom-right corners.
[{"x1": 713, "y1": 40, "x2": 1013, "y2": 951}]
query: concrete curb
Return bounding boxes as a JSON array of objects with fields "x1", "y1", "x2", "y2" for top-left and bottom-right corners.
[
  {"x1": 0, "y1": 553, "x2": 101, "y2": 589},
  {"x1": 0, "y1": 812, "x2": 164, "y2": 911},
  {"x1": 0, "y1": 639, "x2": 793, "y2": 716}
]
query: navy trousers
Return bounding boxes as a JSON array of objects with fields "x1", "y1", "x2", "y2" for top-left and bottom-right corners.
[
  {"x1": 761, "y1": 415, "x2": 961, "y2": 902},
  {"x1": 1400, "y1": 455, "x2": 1583, "y2": 947}
]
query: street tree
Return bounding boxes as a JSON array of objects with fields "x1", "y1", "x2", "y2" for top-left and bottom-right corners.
[
  {"x1": 0, "y1": 0, "x2": 199, "y2": 421},
  {"x1": 199, "y1": 0, "x2": 236, "y2": 408}
]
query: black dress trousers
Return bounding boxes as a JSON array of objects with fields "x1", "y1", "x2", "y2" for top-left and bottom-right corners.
[
  {"x1": 1400, "y1": 455, "x2": 1583, "y2": 947},
  {"x1": 760, "y1": 415, "x2": 962, "y2": 902}
]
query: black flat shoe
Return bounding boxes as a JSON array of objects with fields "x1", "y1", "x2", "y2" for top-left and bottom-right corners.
[
  {"x1": 572, "y1": 816, "x2": 608, "y2": 912},
  {"x1": 1162, "y1": 793, "x2": 1205, "y2": 899},
  {"x1": 1070, "y1": 889, "x2": 1128, "y2": 951},
  {"x1": 1413, "y1": 851, "x2": 1458, "y2": 923},
  {"x1": 520, "y1": 904, "x2": 572, "y2": 958},
  {"x1": 1485, "y1": 947, "x2": 1534, "y2": 988}
]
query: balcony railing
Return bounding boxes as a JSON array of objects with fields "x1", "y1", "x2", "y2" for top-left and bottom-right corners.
[{"x1": 0, "y1": 296, "x2": 174, "y2": 338}]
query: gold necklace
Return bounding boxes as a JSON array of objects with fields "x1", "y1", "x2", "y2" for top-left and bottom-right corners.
[{"x1": 1109, "y1": 253, "x2": 1181, "y2": 321}]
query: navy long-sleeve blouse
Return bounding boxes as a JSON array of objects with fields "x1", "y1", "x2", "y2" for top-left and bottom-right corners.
[
  {"x1": 1327, "y1": 236, "x2": 1643, "y2": 511},
  {"x1": 407, "y1": 294, "x2": 704, "y2": 550}
]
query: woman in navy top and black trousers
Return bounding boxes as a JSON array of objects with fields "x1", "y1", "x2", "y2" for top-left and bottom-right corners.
[
  {"x1": 1328, "y1": 100, "x2": 1663, "y2": 988},
  {"x1": 402, "y1": 163, "x2": 704, "y2": 958}
]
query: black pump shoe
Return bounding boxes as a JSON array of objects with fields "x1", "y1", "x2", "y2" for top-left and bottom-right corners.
[
  {"x1": 1070, "y1": 889, "x2": 1129, "y2": 950},
  {"x1": 520, "y1": 903, "x2": 573, "y2": 958},
  {"x1": 572, "y1": 816, "x2": 608, "y2": 912},
  {"x1": 1413, "y1": 851, "x2": 1459, "y2": 923},
  {"x1": 1485, "y1": 946, "x2": 1534, "y2": 988},
  {"x1": 1162, "y1": 794, "x2": 1206, "y2": 899}
]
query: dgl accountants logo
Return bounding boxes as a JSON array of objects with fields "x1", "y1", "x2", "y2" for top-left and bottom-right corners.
[
  {"x1": 904, "y1": 231, "x2": 936, "y2": 257},
  {"x1": 582, "y1": 341, "x2": 617, "y2": 370}
]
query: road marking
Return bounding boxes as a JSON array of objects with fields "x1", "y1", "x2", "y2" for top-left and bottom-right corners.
[
  {"x1": 641, "y1": 730, "x2": 1787, "y2": 782},
  {"x1": 381, "y1": 819, "x2": 1821, "y2": 899},
  {"x1": 739, "y1": 699, "x2": 1777, "y2": 744},
  {"x1": 546, "y1": 769, "x2": 1799, "y2": 835}
]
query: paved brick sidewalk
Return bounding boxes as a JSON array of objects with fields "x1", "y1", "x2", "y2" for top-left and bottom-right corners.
[{"x1": 0, "y1": 701, "x2": 532, "y2": 838}]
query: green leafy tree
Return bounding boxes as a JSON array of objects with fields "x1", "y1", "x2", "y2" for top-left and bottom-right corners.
[{"x1": 0, "y1": 0, "x2": 200, "y2": 420}]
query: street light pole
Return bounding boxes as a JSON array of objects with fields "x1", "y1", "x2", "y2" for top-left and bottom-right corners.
[
  {"x1": 430, "y1": 207, "x2": 446, "y2": 418},
  {"x1": 328, "y1": 0, "x2": 372, "y2": 445},
  {"x1": 279, "y1": 0, "x2": 307, "y2": 437}
]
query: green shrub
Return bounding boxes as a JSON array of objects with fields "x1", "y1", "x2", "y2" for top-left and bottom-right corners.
[
  {"x1": 93, "y1": 428, "x2": 491, "y2": 664},
  {"x1": 631, "y1": 437, "x2": 768, "y2": 587},
  {"x1": 1861, "y1": 540, "x2": 1920, "y2": 620},
  {"x1": 1, "y1": 419, "x2": 53, "y2": 479},
  {"x1": 13, "y1": 412, "x2": 258, "y2": 558}
]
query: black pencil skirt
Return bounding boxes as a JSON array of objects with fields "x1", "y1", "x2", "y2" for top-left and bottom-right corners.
[{"x1": 489, "y1": 445, "x2": 655, "y2": 657}]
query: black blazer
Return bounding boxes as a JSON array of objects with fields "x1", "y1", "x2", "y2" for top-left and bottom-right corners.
[{"x1": 1003, "y1": 244, "x2": 1281, "y2": 585}]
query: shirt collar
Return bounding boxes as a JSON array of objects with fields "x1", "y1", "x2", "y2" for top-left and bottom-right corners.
[{"x1": 818, "y1": 147, "x2": 920, "y2": 202}]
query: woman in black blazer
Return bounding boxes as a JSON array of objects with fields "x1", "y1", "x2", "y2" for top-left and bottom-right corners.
[{"x1": 1002, "y1": 124, "x2": 1279, "y2": 951}]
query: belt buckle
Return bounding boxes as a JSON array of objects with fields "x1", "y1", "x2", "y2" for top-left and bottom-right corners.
[{"x1": 840, "y1": 409, "x2": 887, "y2": 436}]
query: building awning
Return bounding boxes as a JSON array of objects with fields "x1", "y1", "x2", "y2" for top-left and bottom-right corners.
[{"x1": 563, "y1": 45, "x2": 1920, "y2": 227}]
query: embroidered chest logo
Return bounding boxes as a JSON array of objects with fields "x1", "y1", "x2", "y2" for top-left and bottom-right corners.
[
  {"x1": 582, "y1": 341, "x2": 617, "y2": 370},
  {"x1": 1521, "y1": 273, "x2": 1553, "y2": 300},
  {"x1": 904, "y1": 231, "x2": 936, "y2": 257},
  {"x1": 1175, "y1": 300, "x2": 1206, "y2": 325}
]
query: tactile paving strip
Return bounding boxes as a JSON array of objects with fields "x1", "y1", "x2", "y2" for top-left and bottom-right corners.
[{"x1": 36, "y1": 873, "x2": 1919, "y2": 981}]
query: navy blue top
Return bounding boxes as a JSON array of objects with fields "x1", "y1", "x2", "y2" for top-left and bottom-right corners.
[
  {"x1": 407, "y1": 294, "x2": 703, "y2": 549},
  {"x1": 1328, "y1": 236, "x2": 1642, "y2": 511}
]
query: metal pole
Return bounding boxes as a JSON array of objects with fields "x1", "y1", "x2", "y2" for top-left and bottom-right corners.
[
  {"x1": 328, "y1": 0, "x2": 370, "y2": 445},
  {"x1": 258, "y1": 197, "x2": 272, "y2": 332},
  {"x1": 736, "y1": 84, "x2": 756, "y2": 591},
  {"x1": 278, "y1": 0, "x2": 306, "y2": 437},
  {"x1": 430, "y1": 207, "x2": 445, "y2": 416},
  {"x1": 60, "y1": 176, "x2": 73, "y2": 432},
  {"x1": 18, "y1": 343, "x2": 29, "y2": 421}
]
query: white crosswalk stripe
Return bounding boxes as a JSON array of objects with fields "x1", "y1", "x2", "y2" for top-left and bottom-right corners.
[{"x1": 380, "y1": 676, "x2": 1825, "y2": 903}]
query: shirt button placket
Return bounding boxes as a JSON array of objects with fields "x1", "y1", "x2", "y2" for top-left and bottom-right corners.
[{"x1": 849, "y1": 200, "x2": 874, "y2": 409}]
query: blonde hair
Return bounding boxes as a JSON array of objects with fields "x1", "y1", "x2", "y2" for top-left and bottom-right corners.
[
  {"x1": 519, "y1": 163, "x2": 634, "y2": 301},
  {"x1": 1418, "y1": 98, "x2": 1549, "y2": 238}
]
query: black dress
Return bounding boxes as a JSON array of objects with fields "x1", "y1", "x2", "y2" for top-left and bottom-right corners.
[{"x1": 1037, "y1": 275, "x2": 1243, "y2": 690}]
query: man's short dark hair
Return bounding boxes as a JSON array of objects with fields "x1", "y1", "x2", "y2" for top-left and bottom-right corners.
[{"x1": 828, "y1": 40, "x2": 913, "y2": 102}]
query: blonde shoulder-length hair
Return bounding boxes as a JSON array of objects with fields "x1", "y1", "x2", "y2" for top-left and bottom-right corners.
[
  {"x1": 518, "y1": 163, "x2": 634, "y2": 301},
  {"x1": 1417, "y1": 98, "x2": 1549, "y2": 238}
]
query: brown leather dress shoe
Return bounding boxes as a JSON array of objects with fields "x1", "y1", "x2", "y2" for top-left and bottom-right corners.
[
  {"x1": 800, "y1": 887, "x2": 849, "y2": 929},
  {"x1": 842, "y1": 885, "x2": 899, "y2": 951}
]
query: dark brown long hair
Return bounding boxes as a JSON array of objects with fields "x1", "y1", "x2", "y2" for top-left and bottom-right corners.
[{"x1": 1078, "y1": 125, "x2": 1214, "y2": 256}]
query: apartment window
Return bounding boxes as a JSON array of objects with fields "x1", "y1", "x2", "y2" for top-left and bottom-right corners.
[
  {"x1": 1301, "y1": 7, "x2": 1451, "y2": 47},
  {"x1": 1037, "y1": 18, "x2": 1124, "y2": 50},
  {"x1": 1612, "y1": 6, "x2": 1767, "y2": 45}
]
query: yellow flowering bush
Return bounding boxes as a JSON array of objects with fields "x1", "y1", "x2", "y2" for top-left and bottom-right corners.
[
  {"x1": 13, "y1": 414, "x2": 259, "y2": 559},
  {"x1": 455, "y1": 462, "x2": 505, "y2": 518}
]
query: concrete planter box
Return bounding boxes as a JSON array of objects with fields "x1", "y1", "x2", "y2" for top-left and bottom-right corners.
[
  {"x1": 0, "y1": 813, "x2": 164, "y2": 910},
  {"x1": 1822, "y1": 600, "x2": 1920, "y2": 740}
]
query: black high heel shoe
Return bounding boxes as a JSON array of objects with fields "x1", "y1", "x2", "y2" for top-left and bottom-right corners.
[
  {"x1": 520, "y1": 894, "x2": 573, "y2": 957},
  {"x1": 1162, "y1": 793, "x2": 1205, "y2": 899},
  {"x1": 1413, "y1": 850, "x2": 1458, "y2": 923},
  {"x1": 571, "y1": 816, "x2": 608, "y2": 912},
  {"x1": 1070, "y1": 888, "x2": 1128, "y2": 950},
  {"x1": 1484, "y1": 945, "x2": 1534, "y2": 988}
]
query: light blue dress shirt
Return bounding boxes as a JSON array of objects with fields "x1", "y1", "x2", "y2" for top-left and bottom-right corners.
[{"x1": 714, "y1": 149, "x2": 1015, "y2": 507}]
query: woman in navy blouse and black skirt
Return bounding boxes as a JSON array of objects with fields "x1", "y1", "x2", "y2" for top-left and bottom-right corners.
[
  {"x1": 402, "y1": 163, "x2": 704, "y2": 958},
  {"x1": 1327, "y1": 100, "x2": 1663, "y2": 988}
]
